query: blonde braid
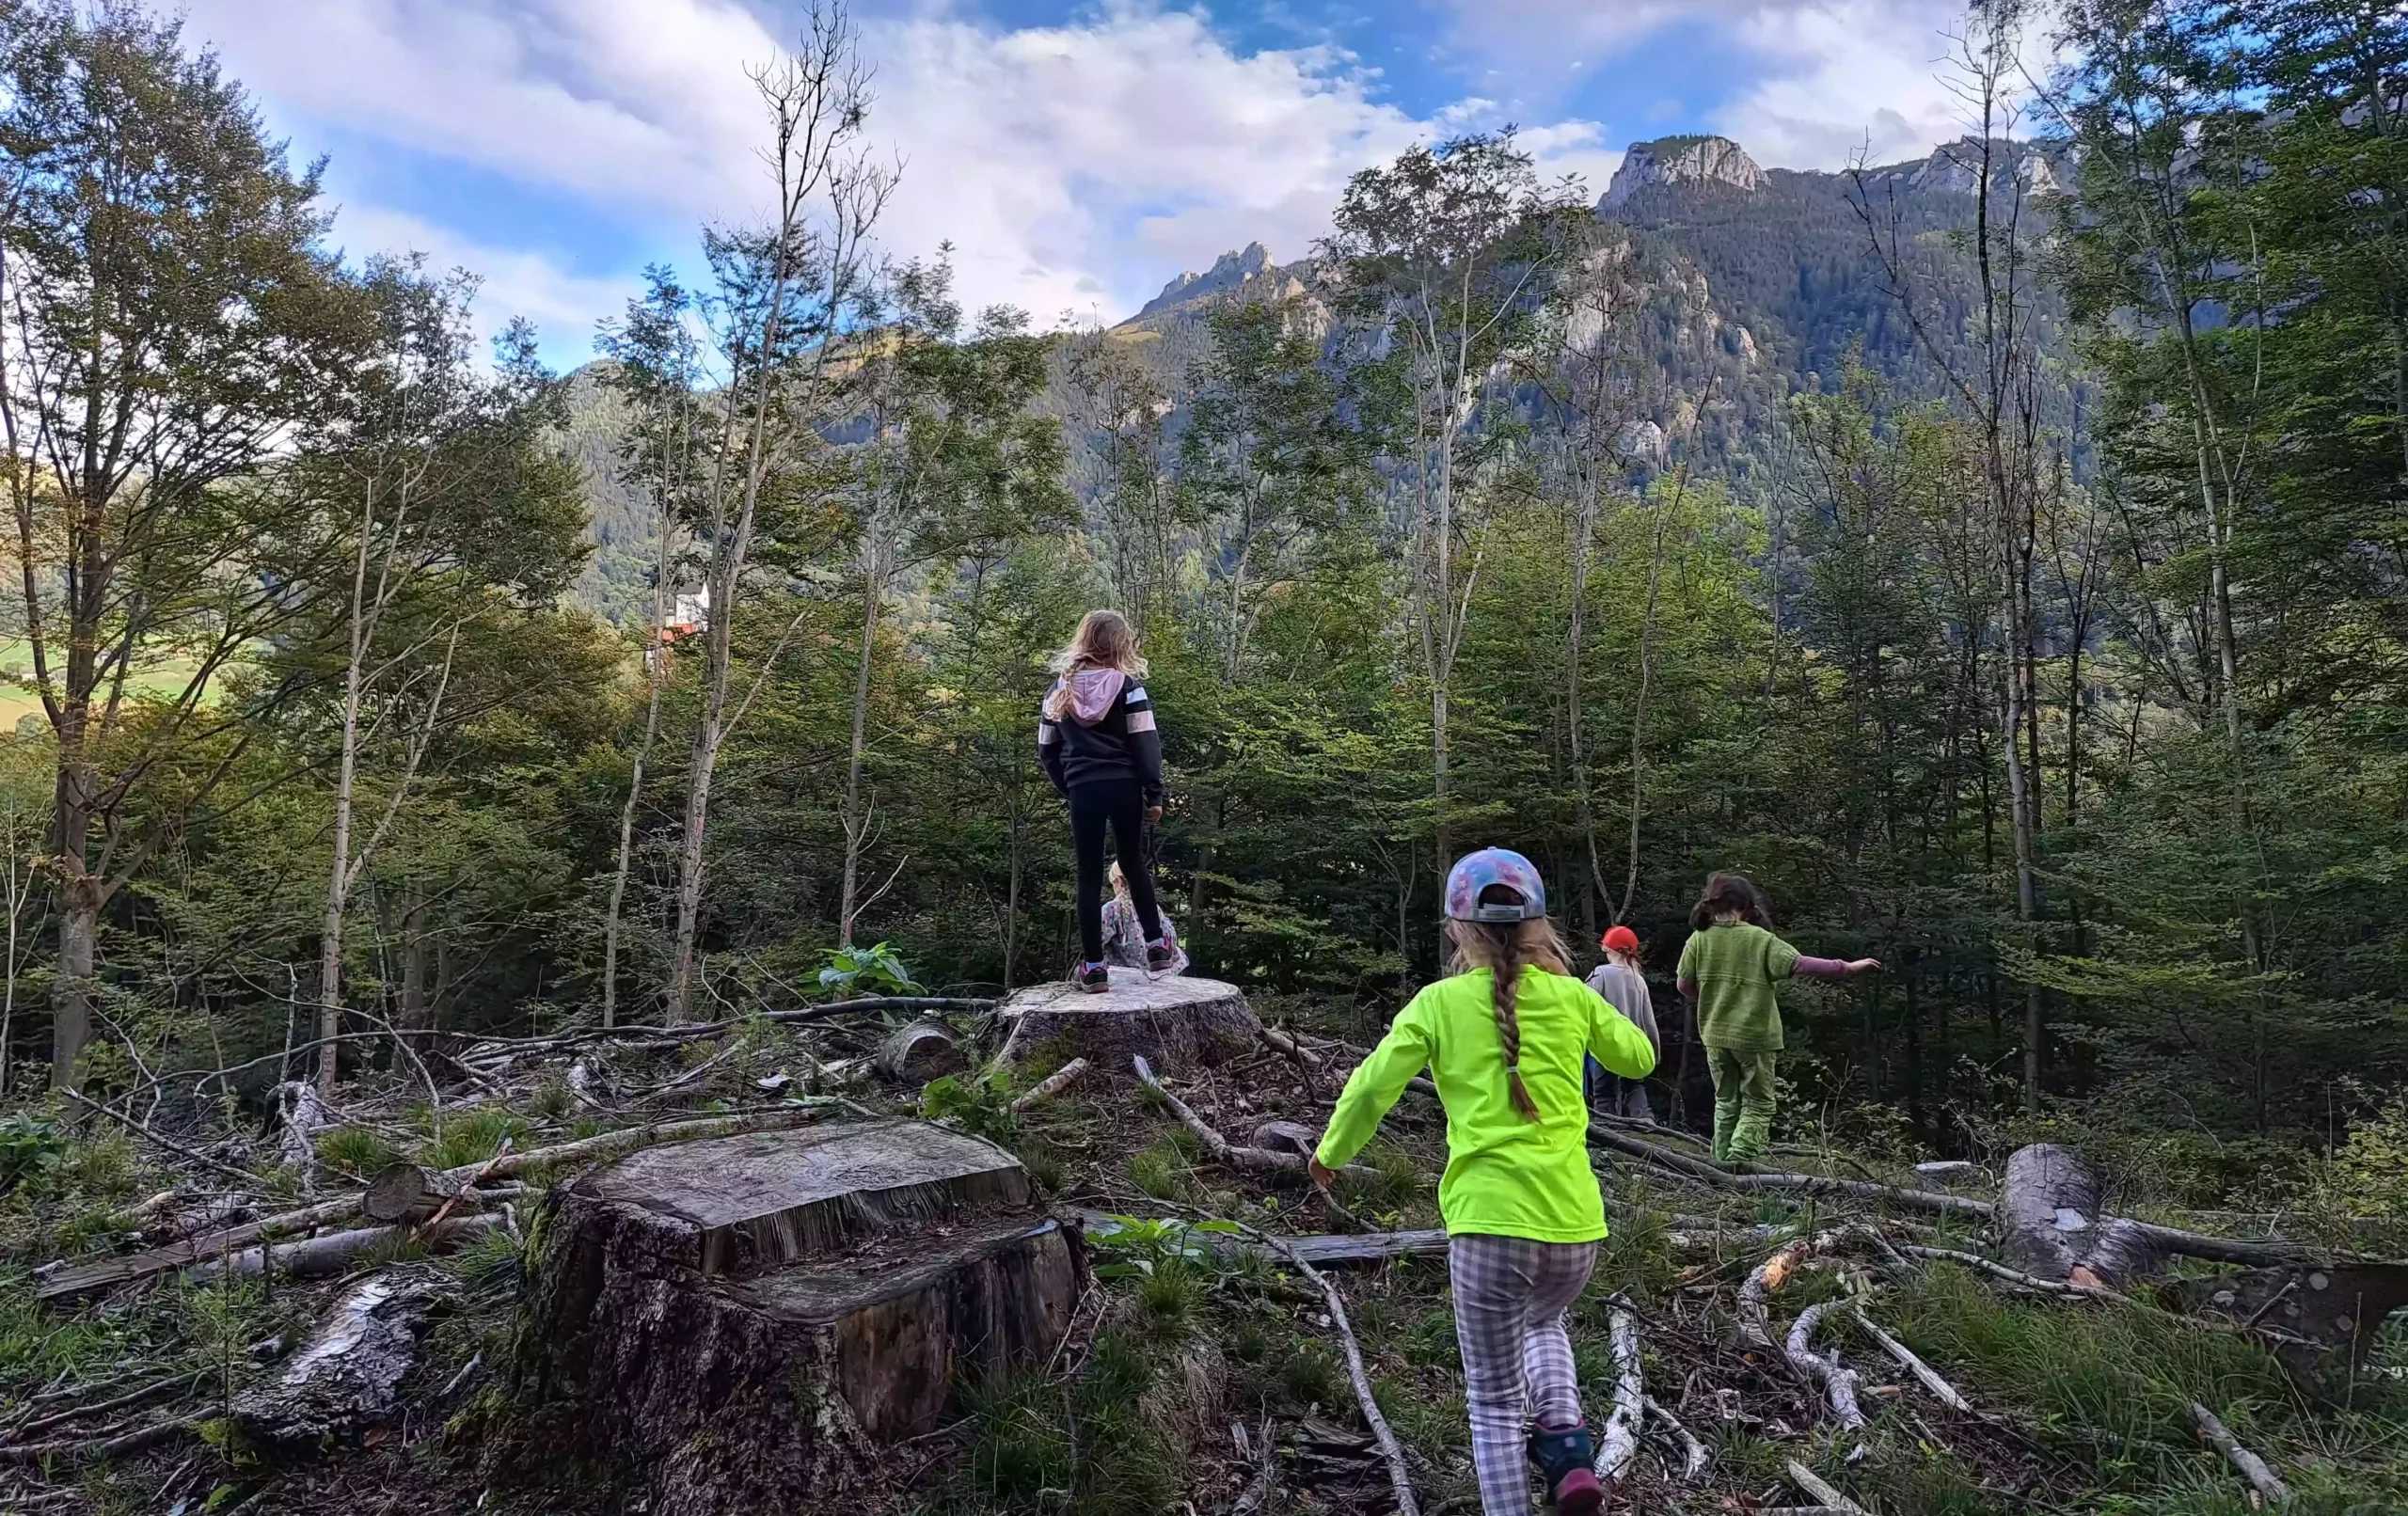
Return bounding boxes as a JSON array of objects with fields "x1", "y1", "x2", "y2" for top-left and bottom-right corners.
[{"x1": 1490, "y1": 924, "x2": 1542, "y2": 1122}]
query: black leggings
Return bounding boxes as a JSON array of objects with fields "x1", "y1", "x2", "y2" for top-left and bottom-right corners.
[{"x1": 1070, "y1": 778, "x2": 1162, "y2": 964}]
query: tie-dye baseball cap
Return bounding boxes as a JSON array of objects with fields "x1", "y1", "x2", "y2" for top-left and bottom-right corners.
[{"x1": 1443, "y1": 847, "x2": 1547, "y2": 923}]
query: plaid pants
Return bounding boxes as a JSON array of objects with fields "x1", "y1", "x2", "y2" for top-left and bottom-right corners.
[{"x1": 1449, "y1": 1234, "x2": 1599, "y2": 1515}]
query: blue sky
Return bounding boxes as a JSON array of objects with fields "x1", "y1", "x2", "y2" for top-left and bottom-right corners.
[{"x1": 170, "y1": 0, "x2": 1988, "y2": 369}]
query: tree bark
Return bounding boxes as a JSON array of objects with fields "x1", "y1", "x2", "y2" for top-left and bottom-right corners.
[{"x1": 837, "y1": 559, "x2": 886, "y2": 945}]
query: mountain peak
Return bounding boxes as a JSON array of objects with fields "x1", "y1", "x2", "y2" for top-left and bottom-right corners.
[
  {"x1": 1136, "y1": 242, "x2": 1274, "y2": 319},
  {"x1": 1599, "y1": 135, "x2": 1767, "y2": 211}
]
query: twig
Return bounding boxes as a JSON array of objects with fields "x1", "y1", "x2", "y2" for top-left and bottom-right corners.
[
  {"x1": 59, "y1": 1090, "x2": 271, "y2": 1191},
  {"x1": 1785, "y1": 1459, "x2": 1869, "y2": 1513},
  {"x1": 1224, "y1": 1217, "x2": 1418, "y2": 1516},
  {"x1": 1643, "y1": 1394, "x2": 1708, "y2": 1480},
  {"x1": 1133, "y1": 1055, "x2": 1323, "y2": 1176},
  {"x1": 1009, "y1": 1057, "x2": 1090, "y2": 1113},
  {"x1": 1595, "y1": 1303, "x2": 1644, "y2": 1480},
  {"x1": 6, "y1": 1369, "x2": 205, "y2": 1440},
  {"x1": 1854, "y1": 1308, "x2": 1972, "y2": 1413},
  {"x1": 2190, "y1": 1401, "x2": 2292, "y2": 1507},
  {"x1": 0, "y1": 1412, "x2": 206, "y2": 1464}
]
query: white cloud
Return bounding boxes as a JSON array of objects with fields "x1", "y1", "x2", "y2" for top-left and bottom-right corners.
[
  {"x1": 174, "y1": 0, "x2": 1643, "y2": 354},
  {"x1": 326, "y1": 204, "x2": 642, "y2": 359},
  {"x1": 1435, "y1": 0, "x2": 2034, "y2": 170}
]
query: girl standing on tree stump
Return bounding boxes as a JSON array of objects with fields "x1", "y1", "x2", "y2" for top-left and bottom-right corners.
[
  {"x1": 1037, "y1": 609, "x2": 1175, "y2": 991},
  {"x1": 1676, "y1": 871, "x2": 1880, "y2": 1167},
  {"x1": 1307, "y1": 848, "x2": 1656, "y2": 1516}
]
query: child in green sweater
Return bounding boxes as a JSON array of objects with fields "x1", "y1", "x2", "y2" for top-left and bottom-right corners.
[
  {"x1": 1675, "y1": 871, "x2": 1880, "y2": 1165},
  {"x1": 1309, "y1": 848, "x2": 1655, "y2": 1516}
]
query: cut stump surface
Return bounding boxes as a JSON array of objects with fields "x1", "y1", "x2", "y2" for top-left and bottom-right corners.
[
  {"x1": 997, "y1": 971, "x2": 1261, "y2": 1071},
  {"x1": 510, "y1": 1118, "x2": 1084, "y2": 1511}
]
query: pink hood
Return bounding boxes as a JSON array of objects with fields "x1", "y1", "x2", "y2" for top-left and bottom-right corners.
[{"x1": 1056, "y1": 667, "x2": 1127, "y2": 724}]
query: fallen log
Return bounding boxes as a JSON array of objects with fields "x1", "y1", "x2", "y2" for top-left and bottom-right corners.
[
  {"x1": 2190, "y1": 1401, "x2": 2291, "y2": 1507},
  {"x1": 1998, "y1": 1143, "x2": 2164, "y2": 1288},
  {"x1": 1590, "y1": 1127, "x2": 2318, "y2": 1267},
  {"x1": 1073, "y1": 1209, "x2": 1446, "y2": 1267},
  {"x1": 189, "y1": 1214, "x2": 504, "y2": 1283},
  {"x1": 233, "y1": 1273, "x2": 449, "y2": 1450},
  {"x1": 877, "y1": 1019, "x2": 965, "y2": 1084},
  {"x1": 362, "y1": 1163, "x2": 462, "y2": 1224}
]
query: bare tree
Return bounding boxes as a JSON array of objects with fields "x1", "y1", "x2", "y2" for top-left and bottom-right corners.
[
  {"x1": 1850, "y1": 0, "x2": 2054, "y2": 1107},
  {"x1": 666, "y1": 1, "x2": 893, "y2": 1019}
]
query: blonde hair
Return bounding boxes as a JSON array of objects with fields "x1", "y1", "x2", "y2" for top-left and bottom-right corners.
[
  {"x1": 1043, "y1": 609, "x2": 1147, "y2": 719},
  {"x1": 1445, "y1": 892, "x2": 1573, "y2": 1123},
  {"x1": 1107, "y1": 861, "x2": 1129, "y2": 900}
]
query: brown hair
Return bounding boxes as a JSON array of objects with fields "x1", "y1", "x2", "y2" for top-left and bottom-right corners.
[
  {"x1": 1688, "y1": 871, "x2": 1770, "y2": 932},
  {"x1": 1043, "y1": 609, "x2": 1146, "y2": 719},
  {"x1": 1446, "y1": 885, "x2": 1573, "y2": 1122}
]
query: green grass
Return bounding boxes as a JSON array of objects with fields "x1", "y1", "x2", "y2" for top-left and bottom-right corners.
[
  {"x1": 316, "y1": 1126, "x2": 401, "y2": 1178},
  {"x1": 420, "y1": 1108, "x2": 531, "y2": 1171},
  {"x1": 0, "y1": 637, "x2": 212, "y2": 732}
]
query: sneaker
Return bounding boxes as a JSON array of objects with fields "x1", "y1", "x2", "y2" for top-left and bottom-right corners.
[
  {"x1": 1550, "y1": 1467, "x2": 1605, "y2": 1514},
  {"x1": 1527, "y1": 1422, "x2": 1602, "y2": 1513},
  {"x1": 1073, "y1": 961, "x2": 1109, "y2": 993},
  {"x1": 1145, "y1": 937, "x2": 1177, "y2": 972}
]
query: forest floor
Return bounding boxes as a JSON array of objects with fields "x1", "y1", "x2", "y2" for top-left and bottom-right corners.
[{"x1": 3, "y1": 992, "x2": 2405, "y2": 1515}]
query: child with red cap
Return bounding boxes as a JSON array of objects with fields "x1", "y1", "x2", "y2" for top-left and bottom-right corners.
[{"x1": 1584, "y1": 925, "x2": 1660, "y2": 1121}]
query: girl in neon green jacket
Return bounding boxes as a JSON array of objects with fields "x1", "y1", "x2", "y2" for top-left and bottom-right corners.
[{"x1": 1309, "y1": 848, "x2": 1655, "y2": 1516}]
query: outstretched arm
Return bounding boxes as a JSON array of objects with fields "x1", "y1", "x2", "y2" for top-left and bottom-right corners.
[
  {"x1": 1311, "y1": 1002, "x2": 1432, "y2": 1178},
  {"x1": 1793, "y1": 954, "x2": 1881, "y2": 979}
]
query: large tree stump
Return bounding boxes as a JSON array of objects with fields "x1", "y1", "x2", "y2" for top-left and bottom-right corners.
[
  {"x1": 509, "y1": 1119, "x2": 1083, "y2": 1510},
  {"x1": 997, "y1": 972, "x2": 1261, "y2": 1071}
]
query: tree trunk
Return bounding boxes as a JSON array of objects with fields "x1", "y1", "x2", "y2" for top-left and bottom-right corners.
[
  {"x1": 51, "y1": 878, "x2": 98, "y2": 1091},
  {"x1": 399, "y1": 892, "x2": 432, "y2": 1033},
  {"x1": 837, "y1": 565, "x2": 884, "y2": 945},
  {"x1": 997, "y1": 973, "x2": 1263, "y2": 1071},
  {"x1": 668, "y1": 715, "x2": 723, "y2": 1024}
]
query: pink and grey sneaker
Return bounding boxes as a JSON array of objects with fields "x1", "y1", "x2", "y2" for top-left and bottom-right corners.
[
  {"x1": 1528, "y1": 1421, "x2": 1604, "y2": 1514},
  {"x1": 1072, "y1": 961, "x2": 1109, "y2": 993},
  {"x1": 1145, "y1": 936, "x2": 1178, "y2": 972}
]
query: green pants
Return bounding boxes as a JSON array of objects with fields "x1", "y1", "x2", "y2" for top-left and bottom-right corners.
[{"x1": 1706, "y1": 1047, "x2": 1778, "y2": 1162}]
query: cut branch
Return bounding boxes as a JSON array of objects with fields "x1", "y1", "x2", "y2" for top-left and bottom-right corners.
[{"x1": 2190, "y1": 1402, "x2": 2292, "y2": 1507}]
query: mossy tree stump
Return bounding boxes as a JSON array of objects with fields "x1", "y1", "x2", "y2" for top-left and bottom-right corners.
[
  {"x1": 996, "y1": 971, "x2": 1261, "y2": 1071},
  {"x1": 510, "y1": 1118, "x2": 1084, "y2": 1509}
]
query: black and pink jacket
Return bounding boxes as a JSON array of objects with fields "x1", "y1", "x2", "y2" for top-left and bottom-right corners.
[{"x1": 1037, "y1": 667, "x2": 1164, "y2": 804}]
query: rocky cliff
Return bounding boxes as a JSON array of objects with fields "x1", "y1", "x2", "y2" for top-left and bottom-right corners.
[{"x1": 1598, "y1": 134, "x2": 1770, "y2": 211}]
